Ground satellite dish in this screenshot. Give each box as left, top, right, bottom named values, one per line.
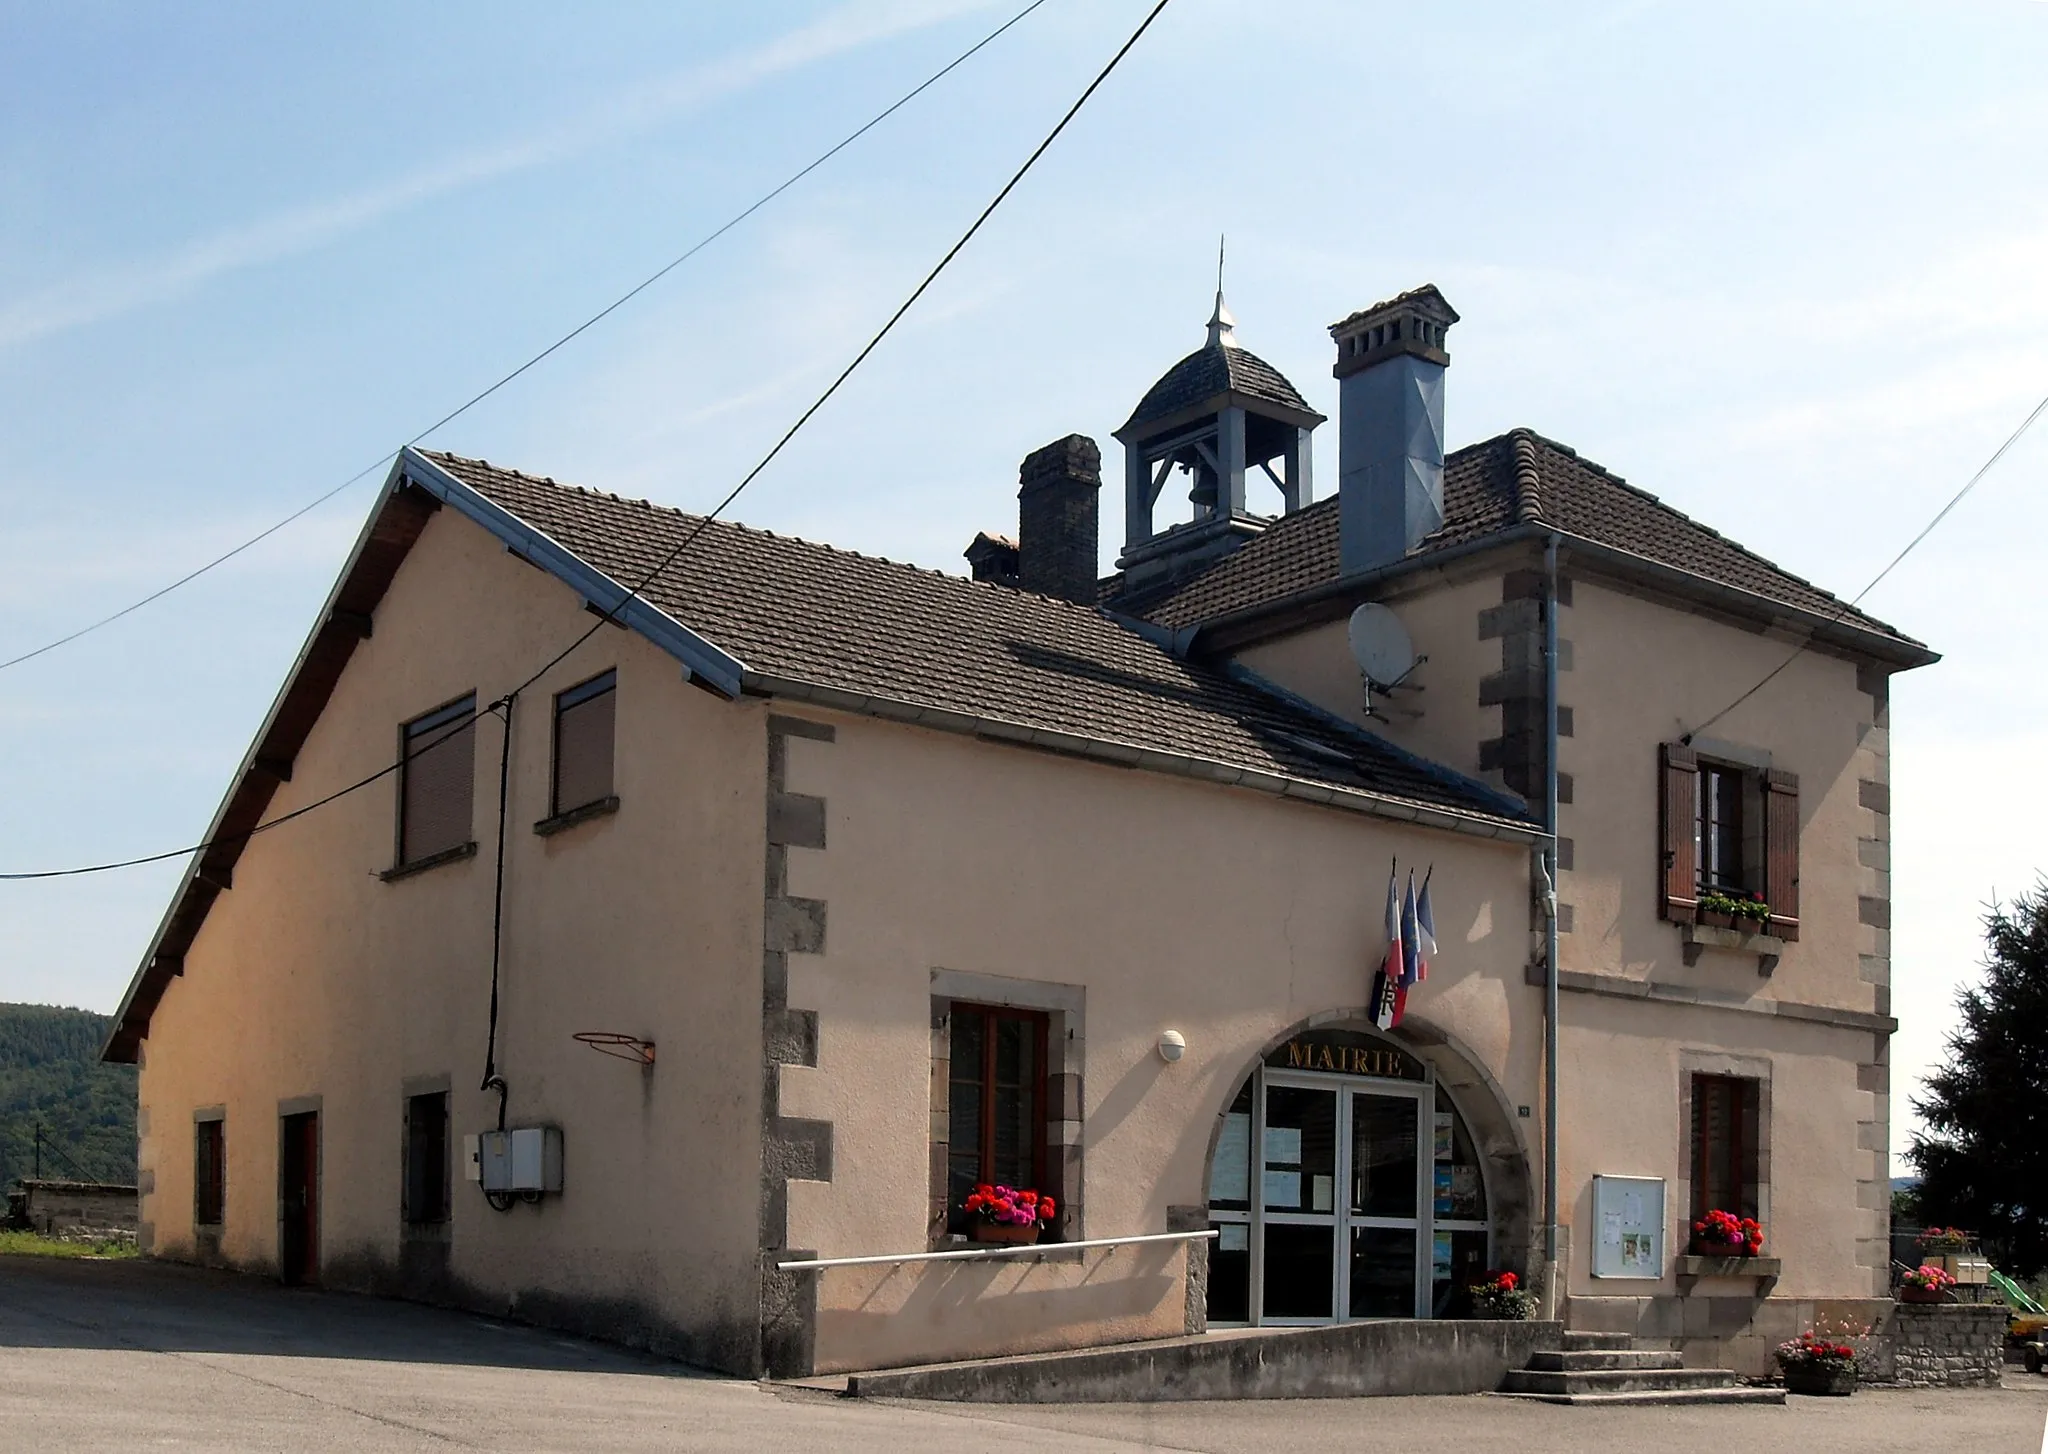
left=1347, top=604, right=1416, bottom=688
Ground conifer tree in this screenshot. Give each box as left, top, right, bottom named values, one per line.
left=1908, top=882, right=2048, bottom=1276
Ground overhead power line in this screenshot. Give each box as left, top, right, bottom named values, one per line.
left=0, top=0, right=1176, bottom=884
left=0, top=0, right=1052, bottom=676
left=1686, top=386, right=2048, bottom=742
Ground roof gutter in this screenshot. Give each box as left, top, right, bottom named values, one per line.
left=742, top=671, right=1543, bottom=846
left=1191, top=522, right=1939, bottom=670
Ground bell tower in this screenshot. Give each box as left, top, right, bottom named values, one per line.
left=1113, top=278, right=1324, bottom=592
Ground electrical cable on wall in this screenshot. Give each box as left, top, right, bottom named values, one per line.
left=0, top=0, right=1174, bottom=885
left=0, top=0, right=1053, bottom=676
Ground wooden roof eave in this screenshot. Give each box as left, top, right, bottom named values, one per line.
left=102, top=463, right=441, bottom=1063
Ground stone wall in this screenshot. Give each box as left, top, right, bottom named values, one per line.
left=14, top=1180, right=140, bottom=1239
left=1890, top=1304, right=2005, bottom=1388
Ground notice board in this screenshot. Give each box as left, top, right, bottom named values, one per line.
left=1590, top=1175, right=1664, bottom=1279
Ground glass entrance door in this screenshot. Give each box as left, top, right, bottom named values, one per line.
left=1255, top=1076, right=1428, bottom=1321
left=1348, top=1090, right=1421, bottom=1317
left=1259, top=1083, right=1339, bottom=1321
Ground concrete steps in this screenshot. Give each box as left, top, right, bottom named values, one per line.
left=1499, top=1329, right=1785, bottom=1407
left=1524, top=1348, right=1685, bottom=1372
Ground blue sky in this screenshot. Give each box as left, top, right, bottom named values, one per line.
left=3, top=0, right=2045, bottom=1159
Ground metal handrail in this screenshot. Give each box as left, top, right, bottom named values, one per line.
left=777, top=1227, right=1218, bottom=1272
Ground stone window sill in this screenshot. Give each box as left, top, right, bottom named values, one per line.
left=1676, top=1253, right=1782, bottom=1296
left=1681, top=921, right=1787, bottom=976
left=533, top=795, right=620, bottom=837
left=380, top=841, right=478, bottom=882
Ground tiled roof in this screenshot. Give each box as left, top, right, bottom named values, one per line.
left=1121, top=342, right=1319, bottom=436
left=426, top=452, right=1530, bottom=829
left=1121, top=428, right=1922, bottom=645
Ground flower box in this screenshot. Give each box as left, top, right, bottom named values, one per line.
left=1784, top=1364, right=1857, bottom=1397
left=1899, top=1284, right=1947, bottom=1305
left=969, top=1221, right=1041, bottom=1246
left=1776, top=1324, right=1864, bottom=1396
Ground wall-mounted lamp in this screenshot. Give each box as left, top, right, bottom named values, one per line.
left=1157, top=1030, right=1186, bottom=1064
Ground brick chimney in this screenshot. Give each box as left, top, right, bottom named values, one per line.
left=1330, top=285, right=1459, bottom=576
left=1017, top=435, right=1101, bottom=604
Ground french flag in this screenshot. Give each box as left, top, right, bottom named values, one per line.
left=1372, top=865, right=1405, bottom=1030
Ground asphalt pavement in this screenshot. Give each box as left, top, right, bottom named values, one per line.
left=2, top=1254, right=2044, bottom=1452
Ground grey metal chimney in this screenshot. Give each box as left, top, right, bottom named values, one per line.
left=1330, top=285, right=1459, bottom=576
left=1017, top=434, right=1101, bottom=604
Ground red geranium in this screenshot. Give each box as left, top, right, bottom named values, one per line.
left=960, top=1184, right=1056, bottom=1227
left=1694, top=1209, right=1763, bottom=1255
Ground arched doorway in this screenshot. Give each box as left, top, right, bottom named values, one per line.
left=1201, top=1020, right=1527, bottom=1326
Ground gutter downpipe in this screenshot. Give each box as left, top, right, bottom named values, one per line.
left=1542, top=533, right=1563, bottom=1318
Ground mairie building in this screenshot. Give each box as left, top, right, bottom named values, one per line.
left=106, top=285, right=1934, bottom=1382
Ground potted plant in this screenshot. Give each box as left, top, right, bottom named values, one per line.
left=1899, top=1263, right=1957, bottom=1304
left=1775, top=1325, right=1862, bottom=1396
left=961, top=1184, right=1055, bottom=1245
left=1697, top=893, right=1772, bottom=932
left=1466, top=1269, right=1537, bottom=1320
left=1917, top=1226, right=1971, bottom=1252
left=1690, top=1208, right=1764, bottom=1257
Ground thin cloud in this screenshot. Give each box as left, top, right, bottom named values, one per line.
left=0, top=0, right=996, bottom=350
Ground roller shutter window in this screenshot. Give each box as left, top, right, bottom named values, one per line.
left=1763, top=768, right=1800, bottom=941
left=399, top=694, right=477, bottom=865
left=1658, top=742, right=1698, bottom=922
left=551, top=670, right=616, bottom=816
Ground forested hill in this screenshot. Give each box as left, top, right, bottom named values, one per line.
left=0, top=1003, right=137, bottom=1188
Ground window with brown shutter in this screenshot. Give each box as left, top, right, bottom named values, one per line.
left=195, top=1117, right=225, bottom=1227
left=1763, top=769, right=1800, bottom=941
left=551, top=670, right=616, bottom=817
left=1689, top=1074, right=1760, bottom=1219
left=1659, top=743, right=1699, bottom=921
left=946, top=1003, right=1049, bottom=1227
left=399, top=694, right=477, bottom=865
left=1661, top=743, right=1800, bottom=940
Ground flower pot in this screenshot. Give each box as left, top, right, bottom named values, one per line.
left=1698, top=910, right=1736, bottom=930
left=969, top=1221, right=1041, bottom=1246
left=1783, top=1364, right=1857, bottom=1397
left=1688, top=1240, right=1749, bottom=1259
left=1899, top=1284, right=1947, bottom=1304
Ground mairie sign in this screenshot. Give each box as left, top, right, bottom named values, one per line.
left=1264, top=1028, right=1424, bottom=1081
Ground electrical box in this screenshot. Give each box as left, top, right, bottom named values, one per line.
left=476, top=1127, right=562, bottom=1195
left=478, top=1131, right=513, bottom=1192
left=510, top=1126, right=563, bottom=1193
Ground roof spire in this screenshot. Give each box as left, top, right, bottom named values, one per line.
left=1206, top=234, right=1236, bottom=349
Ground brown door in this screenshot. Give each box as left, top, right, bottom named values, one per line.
left=279, top=1111, right=319, bottom=1285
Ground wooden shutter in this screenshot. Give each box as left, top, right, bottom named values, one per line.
left=1659, top=743, right=1698, bottom=922
left=552, top=672, right=616, bottom=815
left=401, top=697, right=477, bottom=864
left=1764, top=768, right=1800, bottom=941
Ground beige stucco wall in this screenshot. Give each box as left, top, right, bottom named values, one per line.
left=1232, top=566, right=1506, bottom=786
left=1558, top=578, right=1871, bottom=1005
left=1228, top=558, right=1894, bottom=1331
left=1551, top=578, right=1890, bottom=1304
left=772, top=711, right=1540, bottom=1373
left=135, top=508, right=768, bottom=1370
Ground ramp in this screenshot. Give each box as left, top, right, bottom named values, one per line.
left=811, top=1319, right=1563, bottom=1402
